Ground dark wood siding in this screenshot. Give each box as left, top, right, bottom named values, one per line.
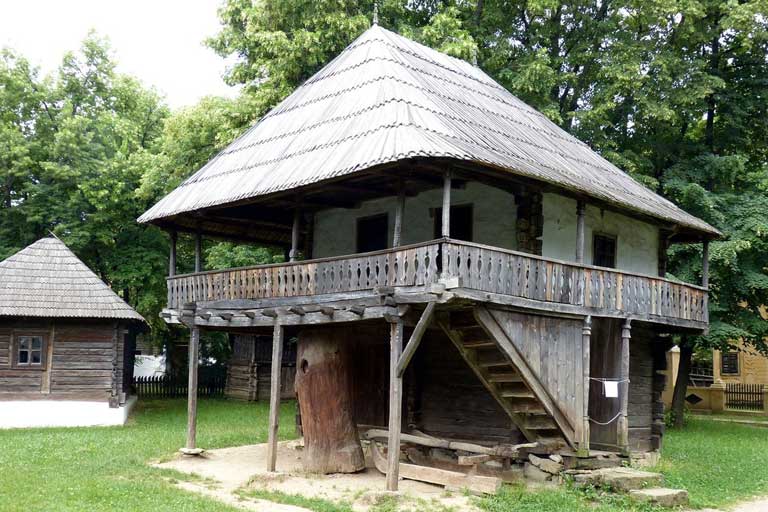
left=225, top=334, right=296, bottom=401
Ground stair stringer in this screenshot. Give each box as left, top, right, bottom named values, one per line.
left=435, top=319, right=537, bottom=442
left=474, top=307, right=578, bottom=448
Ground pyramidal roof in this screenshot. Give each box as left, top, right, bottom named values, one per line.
left=0, top=237, right=145, bottom=322
left=139, top=25, right=718, bottom=237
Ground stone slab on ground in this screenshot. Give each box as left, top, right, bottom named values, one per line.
left=590, top=467, right=664, bottom=492
left=630, top=488, right=689, bottom=507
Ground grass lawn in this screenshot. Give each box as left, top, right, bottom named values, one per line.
left=0, top=399, right=296, bottom=512
left=1, top=400, right=767, bottom=511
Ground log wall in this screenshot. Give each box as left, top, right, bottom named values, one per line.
left=0, top=318, right=132, bottom=403
left=225, top=334, right=297, bottom=401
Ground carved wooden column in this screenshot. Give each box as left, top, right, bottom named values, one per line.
left=579, top=315, right=592, bottom=456
left=194, top=231, right=203, bottom=273
left=576, top=200, right=586, bottom=264
left=387, top=319, right=404, bottom=491
left=290, top=207, right=301, bottom=262
left=702, top=240, right=710, bottom=288
left=169, top=231, right=177, bottom=277
left=393, top=179, right=406, bottom=247
left=441, top=171, right=452, bottom=238
left=618, top=319, right=631, bottom=455
left=267, top=321, right=284, bottom=471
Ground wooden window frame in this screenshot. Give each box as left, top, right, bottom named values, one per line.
left=721, top=351, right=740, bottom=376
left=11, top=331, right=48, bottom=371
left=592, top=232, right=618, bottom=269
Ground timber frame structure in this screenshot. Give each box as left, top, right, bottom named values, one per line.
left=141, top=25, right=717, bottom=489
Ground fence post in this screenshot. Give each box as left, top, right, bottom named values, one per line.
left=710, top=380, right=726, bottom=412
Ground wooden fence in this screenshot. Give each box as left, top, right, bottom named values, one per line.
left=725, top=383, right=765, bottom=411
left=134, top=368, right=227, bottom=398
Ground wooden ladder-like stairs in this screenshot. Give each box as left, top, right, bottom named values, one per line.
left=438, top=312, right=571, bottom=449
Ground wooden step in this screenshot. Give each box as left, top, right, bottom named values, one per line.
left=501, top=390, right=535, bottom=399
left=487, top=372, right=522, bottom=383
left=508, top=401, right=546, bottom=414
left=478, top=358, right=511, bottom=368
left=462, top=339, right=495, bottom=349
left=523, top=415, right=557, bottom=430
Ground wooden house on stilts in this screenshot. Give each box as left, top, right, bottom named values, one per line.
left=140, top=25, right=718, bottom=488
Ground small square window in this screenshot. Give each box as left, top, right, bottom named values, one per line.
left=16, top=335, right=44, bottom=367
left=721, top=351, right=739, bottom=375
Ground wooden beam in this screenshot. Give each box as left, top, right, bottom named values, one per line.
left=186, top=327, right=200, bottom=449
left=386, top=320, right=404, bottom=491
left=396, top=302, right=435, bottom=377
left=194, top=230, right=203, bottom=273
left=618, top=319, right=631, bottom=455
left=267, top=321, right=284, bottom=472
left=290, top=206, right=301, bottom=262
left=393, top=179, right=406, bottom=247
left=702, top=240, right=710, bottom=288
left=169, top=231, right=177, bottom=277
left=579, top=316, right=591, bottom=457
left=576, top=201, right=586, bottom=264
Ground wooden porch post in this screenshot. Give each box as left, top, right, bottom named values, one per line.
left=618, top=319, right=631, bottom=455
left=169, top=231, right=177, bottom=277
left=393, top=179, right=406, bottom=247
left=386, top=319, right=404, bottom=491
left=290, top=207, right=301, bottom=262
left=194, top=231, right=203, bottom=273
left=186, top=326, right=200, bottom=450
left=579, top=315, right=591, bottom=457
left=441, top=171, right=451, bottom=238
left=575, top=200, right=586, bottom=264
left=267, top=321, right=284, bottom=472
left=702, top=240, right=710, bottom=288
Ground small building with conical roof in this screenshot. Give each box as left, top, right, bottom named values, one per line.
left=0, top=237, right=145, bottom=427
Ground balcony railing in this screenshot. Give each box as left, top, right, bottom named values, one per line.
left=166, top=239, right=708, bottom=327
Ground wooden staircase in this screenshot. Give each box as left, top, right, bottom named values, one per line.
left=437, top=308, right=576, bottom=449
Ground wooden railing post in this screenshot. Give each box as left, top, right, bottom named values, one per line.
left=579, top=315, right=591, bottom=457
left=618, top=318, right=631, bottom=455
left=386, top=319, right=404, bottom=491
left=267, top=321, right=284, bottom=472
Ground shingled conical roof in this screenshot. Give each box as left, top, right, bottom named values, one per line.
left=139, top=25, right=718, bottom=237
left=0, top=237, right=145, bottom=321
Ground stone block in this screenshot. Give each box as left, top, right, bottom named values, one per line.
left=630, top=488, right=689, bottom=507
left=523, top=462, right=551, bottom=482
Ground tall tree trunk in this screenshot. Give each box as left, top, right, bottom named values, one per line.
left=671, top=339, right=693, bottom=428
left=295, top=327, right=365, bottom=474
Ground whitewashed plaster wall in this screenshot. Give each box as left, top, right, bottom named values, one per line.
left=313, top=182, right=518, bottom=257
left=541, top=193, right=659, bottom=275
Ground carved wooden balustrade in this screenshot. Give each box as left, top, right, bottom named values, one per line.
left=167, top=238, right=708, bottom=327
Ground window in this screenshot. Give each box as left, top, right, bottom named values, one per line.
left=17, top=336, right=43, bottom=367
left=433, top=204, right=473, bottom=242
left=356, top=214, right=389, bottom=253
left=593, top=234, right=617, bottom=268
left=721, top=351, right=740, bottom=375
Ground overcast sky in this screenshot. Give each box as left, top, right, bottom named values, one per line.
left=0, top=0, right=237, bottom=108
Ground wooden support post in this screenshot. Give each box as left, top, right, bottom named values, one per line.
left=267, top=321, right=284, bottom=472
left=441, top=171, right=452, bottom=238
left=387, top=319, right=404, bottom=491
left=702, top=239, right=710, bottom=288
left=396, top=302, right=435, bottom=377
left=575, top=200, right=586, bottom=264
left=186, top=326, right=200, bottom=450
left=579, top=316, right=591, bottom=457
left=618, top=319, right=631, bottom=455
left=194, top=231, right=203, bottom=273
left=169, top=231, right=177, bottom=277
left=393, top=179, right=405, bottom=247
left=290, top=207, right=301, bottom=262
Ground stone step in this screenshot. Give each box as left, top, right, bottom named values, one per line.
left=629, top=488, right=689, bottom=508
left=581, top=467, right=664, bottom=491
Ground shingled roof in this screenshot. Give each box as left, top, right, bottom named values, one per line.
left=0, top=237, right=145, bottom=322
left=139, top=25, right=719, bottom=238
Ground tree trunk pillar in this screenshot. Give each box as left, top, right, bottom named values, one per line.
left=295, top=327, right=364, bottom=474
